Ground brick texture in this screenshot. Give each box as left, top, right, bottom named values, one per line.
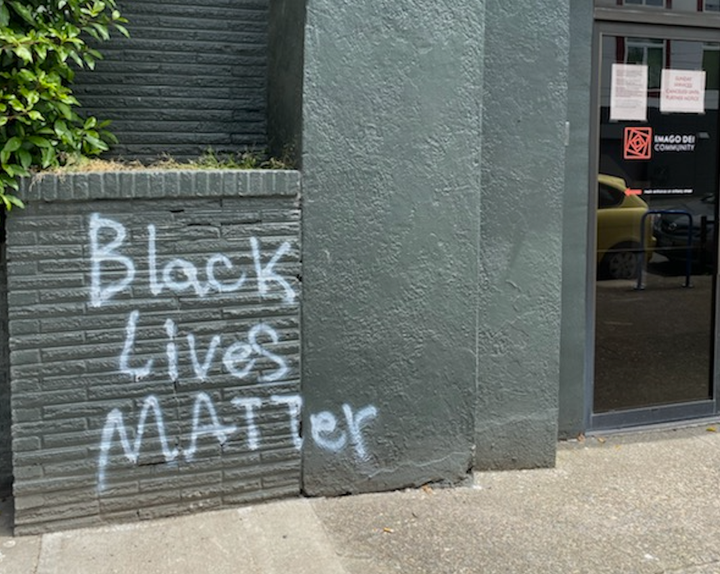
left=72, top=0, right=269, bottom=161
left=8, top=170, right=301, bottom=534
left=0, top=221, right=11, bottom=494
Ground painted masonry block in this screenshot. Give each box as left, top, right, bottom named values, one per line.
left=7, top=171, right=318, bottom=533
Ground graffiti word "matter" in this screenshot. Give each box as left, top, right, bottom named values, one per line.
left=89, top=214, right=296, bottom=307
left=97, top=393, right=378, bottom=491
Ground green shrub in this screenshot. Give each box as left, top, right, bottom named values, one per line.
left=0, top=0, right=127, bottom=209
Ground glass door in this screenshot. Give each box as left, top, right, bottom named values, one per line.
left=592, top=26, right=720, bottom=427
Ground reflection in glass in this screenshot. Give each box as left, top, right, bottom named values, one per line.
left=594, top=35, right=718, bottom=414
left=626, top=38, right=664, bottom=89
left=704, top=44, right=720, bottom=90
left=625, top=0, right=665, bottom=6
left=595, top=0, right=720, bottom=13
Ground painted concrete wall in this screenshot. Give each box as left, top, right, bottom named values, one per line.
left=474, top=2, right=570, bottom=468
left=73, top=0, right=270, bottom=161
left=301, top=0, right=484, bottom=494
left=268, top=0, right=306, bottom=165
left=8, top=171, right=302, bottom=533
left=559, top=2, right=594, bottom=439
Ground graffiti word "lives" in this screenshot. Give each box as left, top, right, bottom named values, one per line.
left=120, top=311, right=287, bottom=382
left=97, top=393, right=378, bottom=491
left=89, top=214, right=296, bottom=307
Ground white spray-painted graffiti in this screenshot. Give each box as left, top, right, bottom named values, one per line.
left=119, top=310, right=288, bottom=383
left=91, top=214, right=378, bottom=491
left=97, top=394, right=376, bottom=491
left=89, top=214, right=296, bottom=307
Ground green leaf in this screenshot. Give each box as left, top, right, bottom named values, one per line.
left=100, top=130, right=117, bottom=144
left=28, top=136, right=51, bottom=148
left=33, top=43, right=47, bottom=61
left=114, top=23, right=129, bottom=37
left=54, top=119, right=70, bottom=139
left=56, top=101, right=73, bottom=120
left=0, top=173, right=19, bottom=191
left=84, top=134, right=108, bottom=152
left=0, top=3, right=10, bottom=27
left=83, top=26, right=100, bottom=41
left=2, top=136, right=22, bottom=154
left=9, top=1, right=35, bottom=25
left=2, top=164, right=23, bottom=177
left=8, top=97, right=24, bottom=112
left=14, top=45, right=33, bottom=63
left=69, top=50, right=83, bottom=68
left=91, top=22, right=110, bottom=41
left=17, top=69, right=36, bottom=83
left=4, top=194, right=25, bottom=209
left=41, top=146, right=56, bottom=168
left=17, top=148, right=31, bottom=169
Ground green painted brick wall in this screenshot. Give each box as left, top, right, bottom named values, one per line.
left=72, top=0, right=270, bottom=161
left=0, top=230, right=10, bottom=494
left=7, top=170, right=302, bottom=534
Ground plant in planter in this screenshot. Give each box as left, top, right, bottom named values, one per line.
left=0, top=0, right=127, bottom=209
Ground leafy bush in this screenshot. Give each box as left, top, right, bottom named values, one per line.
left=0, top=0, right=127, bottom=209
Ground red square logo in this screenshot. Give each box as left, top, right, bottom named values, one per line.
left=624, top=127, right=652, bottom=160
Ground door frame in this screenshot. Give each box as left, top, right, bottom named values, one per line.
left=588, top=19, right=720, bottom=431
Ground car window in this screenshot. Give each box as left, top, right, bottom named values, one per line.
left=598, top=183, right=624, bottom=209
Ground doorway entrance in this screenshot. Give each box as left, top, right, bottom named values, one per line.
left=591, top=22, right=720, bottom=428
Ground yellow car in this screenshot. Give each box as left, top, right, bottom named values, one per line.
left=597, top=174, right=655, bottom=280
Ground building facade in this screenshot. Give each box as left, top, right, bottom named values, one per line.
left=2, top=0, right=719, bottom=533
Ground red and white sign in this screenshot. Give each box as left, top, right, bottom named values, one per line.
left=660, top=69, right=706, bottom=114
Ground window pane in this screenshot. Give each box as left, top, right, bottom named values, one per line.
left=646, top=46, right=663, bottom=88
left=594, top=0, right=720, bottom=11
left=624, top=0, right=665, bottom=5
left=626, top=38, right=665, bottom=89
left=627, top=47, right=644, bottom=65
left=704, top=45, right=720, bottom=89
left=595, top=34, right=720, bottom=414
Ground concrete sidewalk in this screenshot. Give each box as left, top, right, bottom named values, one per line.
left=2, top=424, right=720, bottom=574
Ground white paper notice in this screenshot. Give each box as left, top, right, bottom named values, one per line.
left=610, top=64, right=648, bottom=122
left=660, top=69, right=706, bottom=114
